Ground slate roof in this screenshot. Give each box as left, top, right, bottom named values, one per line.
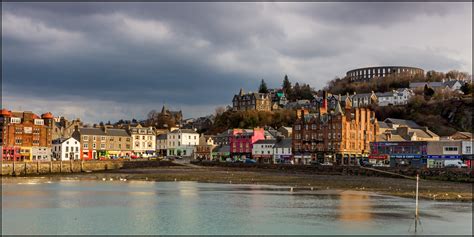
left=384, top=118, right=422, bottom=129
left=274, top=138, right=292, bottom=148
left=254, top=139, right=277, bottom=145
left=169, top=129, right=198, bottom=134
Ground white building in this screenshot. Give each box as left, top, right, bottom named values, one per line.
left=252, top=139, right=275, bottom=163
left=167, top=129, right=199, bottom=157
left=273, top=138, right=292, bottom=164
left=376, top=88, right=414, bottom=106
left=128, top=125, right=156, bottom=157
left=52, top=137, right=81, bottom=161
left=31, top=147, right=52, bottom=161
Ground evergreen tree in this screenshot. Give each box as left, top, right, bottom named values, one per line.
left=460, top=83, right=472, bottom=95
left=282, top=75, right=292, bottom=94
left=258, top=79, right=269, bottom=93
left=423, top=84, right=435, bottom=98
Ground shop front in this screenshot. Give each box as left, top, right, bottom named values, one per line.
left=253, top=154, right=273, bottom=164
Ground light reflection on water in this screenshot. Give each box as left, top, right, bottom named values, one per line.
left=1, top=179, right=472, bottom=235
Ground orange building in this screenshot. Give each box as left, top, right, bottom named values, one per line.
left=292, top=92, right=378, bottom=165
left=0, top=109, right=53, bottom=161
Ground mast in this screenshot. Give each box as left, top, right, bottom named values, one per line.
left=415, top=173, right=419, bottom=233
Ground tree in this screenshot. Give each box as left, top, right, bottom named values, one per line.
left=258, top=79, right=269, bottom=93
left=460, top=83, right=473, bottom=95
left=423, top=84, right=435, bottom=99
left=215, top=106, right=226, bottom=116
left=282, top=75, right=292, bottom=94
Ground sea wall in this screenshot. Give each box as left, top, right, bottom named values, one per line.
left=1, top=160, right=176, bottom=176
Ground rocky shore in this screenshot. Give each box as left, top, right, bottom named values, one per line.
left=5, top=164, right=471, bottom=202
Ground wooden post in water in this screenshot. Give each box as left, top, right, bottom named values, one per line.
left=24, top=162, right=27, bottom=175
left=414, top=174, right=420, bottom=233
left=12, top=159, right=15, bottom=176
left=49, top=161, right=52, bottom=173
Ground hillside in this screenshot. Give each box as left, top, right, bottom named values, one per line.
left=374, top=97, right=473, bottom=136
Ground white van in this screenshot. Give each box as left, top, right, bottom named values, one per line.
left=444, top=159, right=468, bottom=168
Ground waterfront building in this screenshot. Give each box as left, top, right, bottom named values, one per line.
left=273, top=138, right=292, bottom=164
left=376, top=88, right=414, bottom=106
left=166, top=129, right=199, bottom=157
left=156, top=134, right=168, bottom=157
left=232, top=89, right=272, bottom=111
left=426, top=140, right=463, bottom=168
left=369, top=141, right=427, bottom=167
left=127, top=124, right=156, bottom=157
left=461, top=140, right=473, bottom=168
left=52, top=137, right=81, bottom=161
left=194, top=134, right=216, bottom=160
left=72, top=126, right=132, bottom=160
left=211, top=145, right=231, bottom=161
left=229, top=128, right=265, bottom=160
left=370, top=140, right=467, bottom=168
left=292, top=92, right=378, bottom=165
left=0, top=109, right=53, bottom=161
left=252, top=139, right=276, bottom=164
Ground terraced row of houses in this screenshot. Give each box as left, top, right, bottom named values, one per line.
left=1, top=101, right=472, bottom=168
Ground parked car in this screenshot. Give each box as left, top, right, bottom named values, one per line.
left=309, top=160, right=320, bottom=166
left=444, top=160, right=468, bottom=168
left=360, top=160, right=373, bottom=167
left=321, top=162, right=333, bottom=166
left=244, top=158, right=256, bottom=164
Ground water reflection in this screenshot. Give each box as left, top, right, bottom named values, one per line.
left=337, top=191, right=372, bottom=222
left=1, top=180, right=472, bottom=235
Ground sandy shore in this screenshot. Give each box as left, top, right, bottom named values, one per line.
left=6, top=165, right=471, bottom=202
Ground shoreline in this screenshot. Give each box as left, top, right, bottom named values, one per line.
left=2, top=165, right=472, bottom=202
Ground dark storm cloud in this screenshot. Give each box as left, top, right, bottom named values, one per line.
left=2, top=2, right=471, bottom=122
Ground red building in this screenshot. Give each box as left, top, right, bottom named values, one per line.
left=229, top=128, right=265, bottom=160
left=1, top=109, right=53, bottom=161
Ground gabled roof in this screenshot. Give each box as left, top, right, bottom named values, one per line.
left=274, top=138, right=292, bottom=148
left=169, top=129, right=198, bottom=134
left=157, top=134, right=167, bottom=139
left=384, top=118, right=421, bottom=128
left=212, top=145, right=230, bottom=153
left=254, top=139, right=276, bottom=145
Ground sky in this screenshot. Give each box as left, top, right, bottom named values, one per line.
left=1, top=2, right=472, bottom=123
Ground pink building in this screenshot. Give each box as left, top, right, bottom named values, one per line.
left=230, top=128, right=265, bottom=160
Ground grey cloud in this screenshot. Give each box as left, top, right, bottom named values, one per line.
left=2, top=2, right=471, bottom=122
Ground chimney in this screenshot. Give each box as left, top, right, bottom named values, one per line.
left=320, top=91, right=328, bottom=114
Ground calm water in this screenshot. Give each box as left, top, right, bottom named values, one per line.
left=1, top=179, right=472, bottom=235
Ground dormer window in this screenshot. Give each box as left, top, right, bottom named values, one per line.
left=10, top=117, right=21, bottom=124
left=34, top=119, right=44, bottom=125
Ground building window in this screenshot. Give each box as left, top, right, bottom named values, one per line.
left=101, top=136, right=106, bottom=141
left=83, top=136, right=89, bottom=141
left=444, top=146, right=458, bottom=152
left=93, top=143, right=96, bottom=149
left=100, top=144, right=106, bottom=149
left=466, top=146, right=471, bottom=153
left=84, top=143, right=88, bottom=148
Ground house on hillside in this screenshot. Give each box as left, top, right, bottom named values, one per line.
left=376, top=88, right=414, bottom=106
